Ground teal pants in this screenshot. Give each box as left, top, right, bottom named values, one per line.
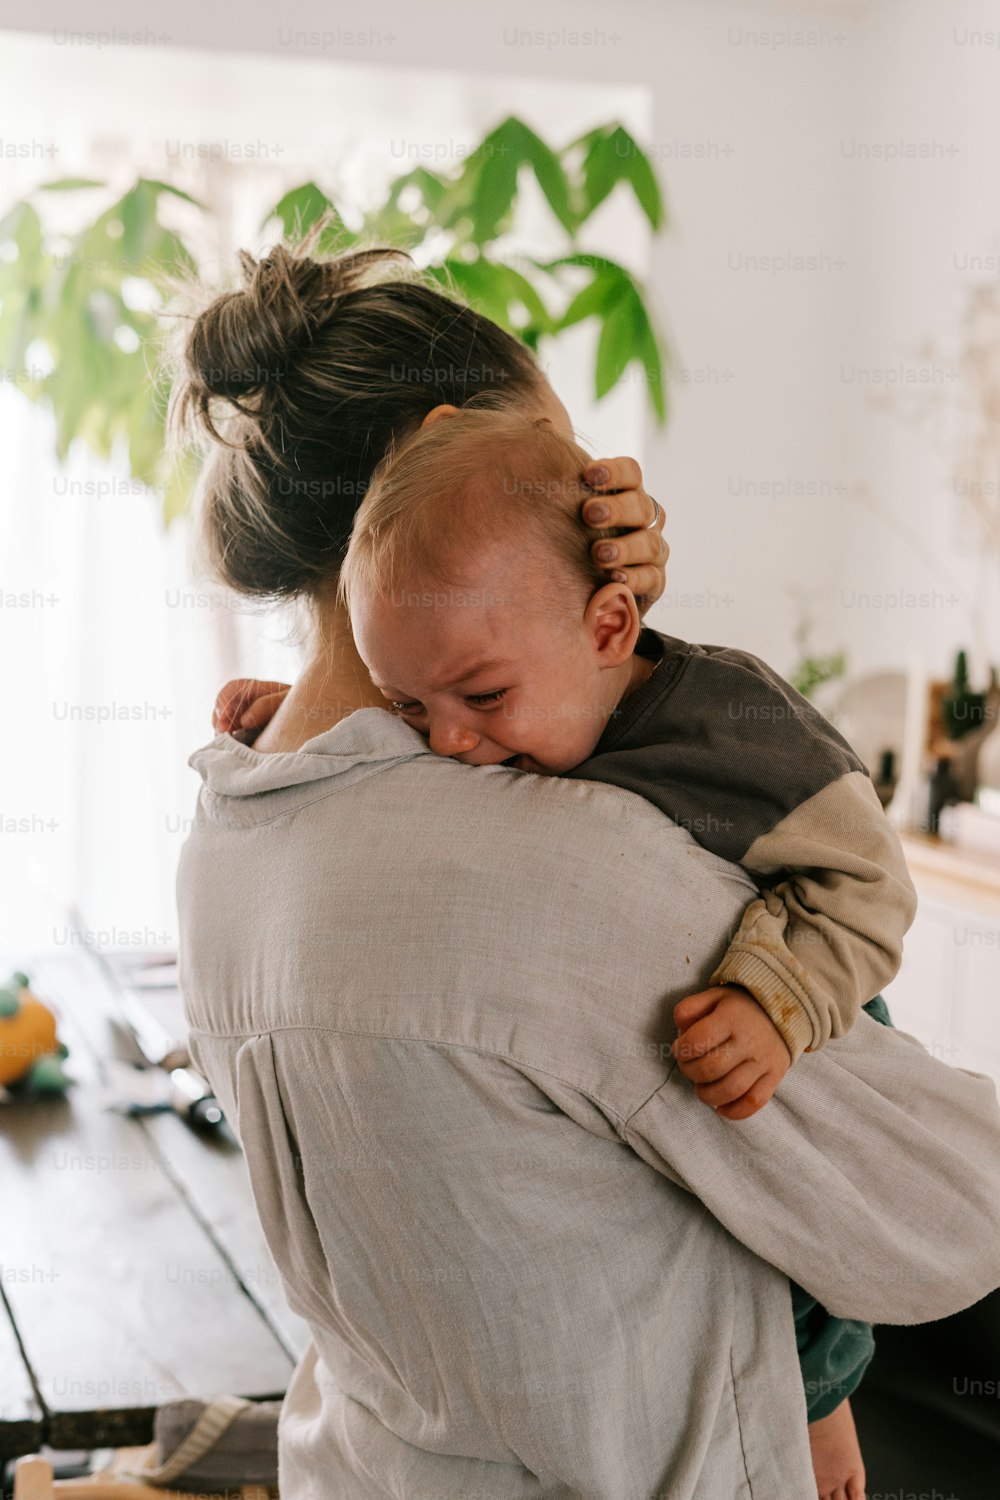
left=791, top=993, right=891, bottom=1421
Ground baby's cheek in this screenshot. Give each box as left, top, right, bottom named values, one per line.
left=552, top=713, right=606, bottom=772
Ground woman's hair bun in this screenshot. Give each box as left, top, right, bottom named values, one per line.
left=166, top=233, right=542, bottom=603
left=176, top=239, right=410, bottom=424
left=188, top=246, right=329, bottom=405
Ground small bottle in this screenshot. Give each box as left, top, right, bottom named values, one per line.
left=928, top=756, right=956, bottom=837
left=873, top=748, right=897, bottom=808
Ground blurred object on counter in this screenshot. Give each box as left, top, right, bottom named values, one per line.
left=829, top=669, right=906, bottom=796
left=927, top=653, right=1000, bottom=818
left=928, top=757, right=958, bottom=838
left=872, top=749, right=898, bottom=810
left=0, top=970, right=70, bottom=1102
left=940, top=650, right=988, bottom=742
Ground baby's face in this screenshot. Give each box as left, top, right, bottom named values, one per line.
left=352, top=546, right=620, bottom=775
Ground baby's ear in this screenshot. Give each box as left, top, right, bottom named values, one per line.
left=419, top=404, right=461, bottom=429
left=585, top=580, right=642, bottom=664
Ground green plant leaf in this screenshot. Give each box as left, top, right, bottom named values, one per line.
left=544, top=254, right=667, bottom=422
left=137, top=179, right=206, bottom=208
left=0, top=114, right=670, bottom=525
left=0, top=294, right=44, bottom=382
left=595, top=292, right=638, bottom=398
left=118, top=181, right=163, bottom=265
left=383, top=166, right=449, bottom=217
left=441, top=116, right=574, bottom=244
left=549, top=269, right=616, bottom=330
left=47, top=346, right=100, bottom=461
left=160, top=448, right=201, bottom=526
left=571, top=125, right=664, bottom=230
left=364, top=166, right=450, bottom=250
left=427, top=255, right=553, bottom=345
left=634, top=306, right=667, bottom=424
left=267, top=181, right=332, bottom=234
left=37, top=178, right=106, bottom=192
left=425, top=258, right=510, bottom=329
left=125, top=373, right=167, bottom=485
left=0, top=201, right=44, bottom=264
left=264, top=182, right=352, bottom=252
left=502, top=118, right=574, bottom=234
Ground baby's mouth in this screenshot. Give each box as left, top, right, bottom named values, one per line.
left=499, top=753, right=544, bottom=773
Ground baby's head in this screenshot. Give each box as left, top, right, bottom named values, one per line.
left=339, top=409, right=644, bottom=773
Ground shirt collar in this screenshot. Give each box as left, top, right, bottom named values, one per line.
left=188, top=708, right=432, bottom=797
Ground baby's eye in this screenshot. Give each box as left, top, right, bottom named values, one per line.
left=466, top=690, right=506, bottom=707
left=390, top=700, right=422, bottom=714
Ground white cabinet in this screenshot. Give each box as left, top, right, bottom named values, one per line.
left=884, top=838, right=1000, bottom=1090
left=952, top=919, right=1000, bottom=1080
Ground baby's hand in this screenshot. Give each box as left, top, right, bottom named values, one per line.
left=213, top=678, right=291, bottom=735
left=671, top=985, right=791, bottom=1121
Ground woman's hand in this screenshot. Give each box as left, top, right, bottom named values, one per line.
left=213, top=679, right=291, bottom=735
left=581, top=457, right=668, bottom=615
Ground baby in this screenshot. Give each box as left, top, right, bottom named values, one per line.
left=337, top=409, right=917, bottom=1125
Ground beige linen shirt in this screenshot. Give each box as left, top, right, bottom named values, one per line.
left=178, top=710, right=1000, bottom=1500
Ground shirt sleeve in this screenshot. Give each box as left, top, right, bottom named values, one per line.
left=620, top=1011, right=1000, bottom=1326
left=709, top=771, right=918, bottom=1060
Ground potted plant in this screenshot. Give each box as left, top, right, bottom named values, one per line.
left=0, top=117, right=668, bottom=523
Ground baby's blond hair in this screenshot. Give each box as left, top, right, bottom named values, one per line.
left=338, top=409, right=614, bottom=618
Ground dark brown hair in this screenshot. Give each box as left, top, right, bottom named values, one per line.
left=169, top=238, right=545, bottom=601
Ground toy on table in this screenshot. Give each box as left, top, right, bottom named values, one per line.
left=0, top=970, right=71, bottom=1100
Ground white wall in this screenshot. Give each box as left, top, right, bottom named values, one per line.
left=835, top=0, right=1000, bottom=687
left=1, top=0, right=871, bottom=680
left=2, top=0, right=994, bottom=683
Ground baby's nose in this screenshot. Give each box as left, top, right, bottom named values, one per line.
left=428, top=721, right=480, bottom=758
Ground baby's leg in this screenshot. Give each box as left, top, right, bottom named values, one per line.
left=807, top=1398, right=866, bottom=1500
left=803, top=995, right=888, bottom=1495
left=862, top=992, right=893, bottom=1027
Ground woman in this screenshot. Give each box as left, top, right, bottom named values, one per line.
left=174, top=242, right=1000, bottom=1498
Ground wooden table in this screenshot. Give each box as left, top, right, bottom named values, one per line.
left=0, top=949, right=309, bottom=1470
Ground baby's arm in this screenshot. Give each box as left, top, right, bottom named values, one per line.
left=679, top=715, right=915, bottom=1106
left=673, top=769, right=916, bottom=1119
left=709, top=765, right=916, bottom=1064
left=579, top=637, right=917, bottom=1114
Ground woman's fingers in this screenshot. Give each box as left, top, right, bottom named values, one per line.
left=622, top=568, right=668, bottom=614
left=581, top=456, right=669, bottom=613
left=583, top=456, right=645, bottom=503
